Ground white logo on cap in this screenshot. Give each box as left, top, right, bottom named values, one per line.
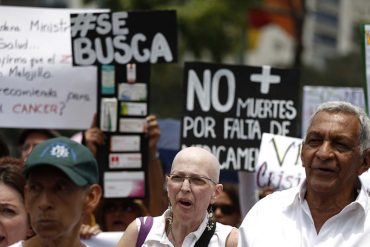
left=50, top=145, right=69, bottom=158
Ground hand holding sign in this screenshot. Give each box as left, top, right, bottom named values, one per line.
left=84, top=113, right=105, bottom=156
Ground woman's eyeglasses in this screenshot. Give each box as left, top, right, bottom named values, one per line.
left=212, top=203, right=235, bottom=215
left=168, top=174, right=216, bottom=186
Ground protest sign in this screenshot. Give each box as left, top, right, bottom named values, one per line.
left=69, top=10, right=177, bottom=198
left=0, top=6, right=100, bottom=129
left=362, top=24, right=370, bottom=113
left=302, top=85, right=365, bottom=137
left=256, top=133, right=370, bottom=193
left=181, top=62, right=300, bottom=171
left=96, top=61, right=151, bottom=199
left=256, top=133, right=304, bottom=190
left=70, top=10, right=177, bottom=65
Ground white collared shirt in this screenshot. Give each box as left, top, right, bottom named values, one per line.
left=238, top=181, right=370, bottom=247
left=137, top=209, right=233, bottom=247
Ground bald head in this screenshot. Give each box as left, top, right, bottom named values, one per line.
left=171, top=147, right=220, bottom=183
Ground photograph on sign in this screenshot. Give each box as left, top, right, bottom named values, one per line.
left=101, top=64, right=116, bottom=95
left=120, top=102, right=147, bottom=116
left=118, top=83, right=147, bottom=101
left=110, top=135, right=141, bottom=152
left=100, top=98, right=118, bottom=132
left=109, top=153, right=142, bottom=169
left=119, top=118, right=146, bottom=133
left=104, top=171, right=145, bottom=198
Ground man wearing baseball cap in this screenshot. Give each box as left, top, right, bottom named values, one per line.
left=10, top=137, right=102, bottom=247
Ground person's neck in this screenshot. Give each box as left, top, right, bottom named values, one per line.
left=24, top=235, right=85, bottom=247
left=305, top=187, right=358, bottom=233
left=167, top=218, right=203, bottom=247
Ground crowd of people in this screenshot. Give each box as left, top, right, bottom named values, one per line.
left=1, top=100, right=370, bottom=246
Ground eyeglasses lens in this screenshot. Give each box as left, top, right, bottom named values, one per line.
left=169, top=175, right=209, bottom=186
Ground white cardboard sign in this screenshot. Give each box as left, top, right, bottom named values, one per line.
left=302, top=86, right=365, bottom=137
left=0, top=6, right=100, bottom=129
left=256, top=133, right=370, bottom=194
left=256, top=133, right=304, bottom=191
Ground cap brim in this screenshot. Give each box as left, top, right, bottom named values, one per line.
left=24, top=163, right=88, bottom=186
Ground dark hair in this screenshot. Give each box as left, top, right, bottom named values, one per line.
left=95, top=198, right=148, bottom=231
left=222, top=183, right=240, bottom=213
left=0, top=135, right=9, bottom=158
left=0, top=164, right=26, bottom=200
left=305, top=101, right=370, bottom=152
left=18, top=129, right=61, bottom=146
left=0, top=156, right=24, bottom=167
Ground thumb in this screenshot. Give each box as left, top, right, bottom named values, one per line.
left=90, top=113, right=98, bottom=128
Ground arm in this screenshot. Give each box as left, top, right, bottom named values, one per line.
left=117, top=220, right=139, bottom=247
left=145, top=115, right=168, bottom=216
left=83, top=113, right=105, bottom=157
left=79, top=224, right=101, bottom=239
left=226, top=228, right=239, bottom=247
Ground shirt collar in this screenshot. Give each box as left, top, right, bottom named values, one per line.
left=153, top=209, right=209, bottom=244
left=191, top=212, right=209, bottom=240
left=353, top=180, right=369, bottom=212
left=291, top=179, right=369, bottom=213
left=297, top=181, right=307, bottom=203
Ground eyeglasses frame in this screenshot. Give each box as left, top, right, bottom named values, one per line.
left=167, top=173, right=217, bottom=185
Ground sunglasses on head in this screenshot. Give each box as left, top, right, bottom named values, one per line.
left=212, top=203, right=235, bottom=215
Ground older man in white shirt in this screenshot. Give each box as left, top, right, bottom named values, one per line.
left=239, top=101, right=370, bottom=246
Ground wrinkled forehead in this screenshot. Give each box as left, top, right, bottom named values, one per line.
left=308, top=111, right=361, bottom=133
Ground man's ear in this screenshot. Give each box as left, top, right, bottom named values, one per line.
left=26, top=223, right=35, bottom=239
left=300, top=141, right=305, bottom=168
left=358, top=149, right=370, bottom=175
left=85, top=184, right=102, bottom=214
